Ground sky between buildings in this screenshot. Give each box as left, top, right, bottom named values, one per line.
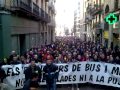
left=55, top=0, right=83, bottom=36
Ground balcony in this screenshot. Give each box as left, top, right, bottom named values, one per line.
left=40, top=8, right=51, bottom=23
left=40, top=8, right=45, bottom=20
left=44, top=12, right=51, bottom=23
left=11, top=0, right=32, bottom=13
left=48, top=1, right=55, bottom=13
left=33, top=2, right=39, bottom=16
left=48, top=17, right=56, bottom=27
left=86, top=4, right=92, bottom=14
left=1, top=0, right=51, bottom=22
left=85, top=14, right=93, bottom=21
left=94, top=22, right=104, bottom=30
left=91, top=4, right=103, bottom=16
left=20, top=1, right=32, bottom=12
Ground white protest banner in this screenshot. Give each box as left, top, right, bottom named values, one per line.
left=2, top=61, right=120, bottom=89
left=40, top=62, right=88, bottom=85
left=2, top=64, right=25, bottom=89
left=86, top=62, right=120, bottom=88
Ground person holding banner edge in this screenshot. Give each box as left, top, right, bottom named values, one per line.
left=43, top=55, right=59, bottom=90
left=0, top=61, right=10, bottom=90
left=24, top=59, right=42, bottom=83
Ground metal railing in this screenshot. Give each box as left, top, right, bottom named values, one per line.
left=1, top=0, right=51, bottom=22
left=48, top=1, right=55, bottom=13
left=90, top=4, right=103, bottom=15
left=40, top=10, right=51, bottom=23
left=45, top=13, right=51, bottom=23
left=44, top=12, right=48, bottom=22
left=40, top=8, right=45, bottom=18
left=33, top=2, right=39, bottom=16
left=20, top=0, right=32, bottom=12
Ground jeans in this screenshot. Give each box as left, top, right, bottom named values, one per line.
left=46, top=79, right=56, bottom=90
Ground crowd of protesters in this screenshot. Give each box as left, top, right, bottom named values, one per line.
left=0, top=37, right=120, bottom=65
left=0, top=37, right=120, bottom=90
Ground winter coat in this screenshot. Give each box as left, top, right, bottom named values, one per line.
left=43, top=64, right=59, bottom=84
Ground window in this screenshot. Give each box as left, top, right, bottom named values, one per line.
left=114, top=0, right=119, bottom=10
left=105, top=5, right=109, bottom=14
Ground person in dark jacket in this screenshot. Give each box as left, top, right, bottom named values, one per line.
left=0, top=61, right=6, bottom=83
left=10, top=56, right=21, bottom=65
left=24, top=59, right=42, bottom=82
left=0, top=61, right=10, bottom=90
left=43, top=55, right=59, bottom=90
left=8, top=51, right=17, bottom=64
left=22, top=73, right=40, bottom=90
left=113, top=56, right=120, bottom=64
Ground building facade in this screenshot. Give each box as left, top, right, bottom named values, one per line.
left=0, top=0, right=56, bottom=59
left=73, top=1, right=86, bottom=40
left=73, top=2, right=81, bottom=37
left=85, top=0, right=120, bottom=48
left=85, top=0, right=104, bottom=42
left=104, top=0, right=120, bottom=48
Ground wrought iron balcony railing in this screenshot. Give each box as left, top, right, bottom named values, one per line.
left=33, top=2, right=39, bottom=16
left=86, top=4, right=92, bottom=14
left=10, top=0, right=32, bottom=12
left=44, top=12, right=51, bottom=23
left=1, top=0, right=51, bottom=22
left=93, top=22, right=104, bottom=29
left=40, top=8, right=51, bottom=23
left=40, top=8, right=45, bottom=19
left=19, top=1, right=32, bottom=12
left=48, top=18, right=56, bottom=27
left=91, top=4, right=104, bottom=15
left=48, top=1, right=55, bottom=13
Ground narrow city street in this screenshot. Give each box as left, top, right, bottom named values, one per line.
left=0, top=0, right=120, bottom=90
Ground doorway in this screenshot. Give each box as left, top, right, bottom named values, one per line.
left=19, top=34, right=26, bottom=55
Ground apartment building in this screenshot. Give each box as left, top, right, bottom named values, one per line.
left=0, top=0, right=56, bottom=59
left=85, top=0, right=104, bottom=42
left=73, top=2, right=81, bottom=37
left=104, top=0, right=120, bottom=48
left=85, top=0, right=120, bottom=48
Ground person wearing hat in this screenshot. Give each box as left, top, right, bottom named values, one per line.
left=24, top=59, right=42, bottom=82
left=43, top=55, right=59, bottom=90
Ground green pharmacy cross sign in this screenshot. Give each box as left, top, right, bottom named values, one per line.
left=105, top=13, right=119, bottom=25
